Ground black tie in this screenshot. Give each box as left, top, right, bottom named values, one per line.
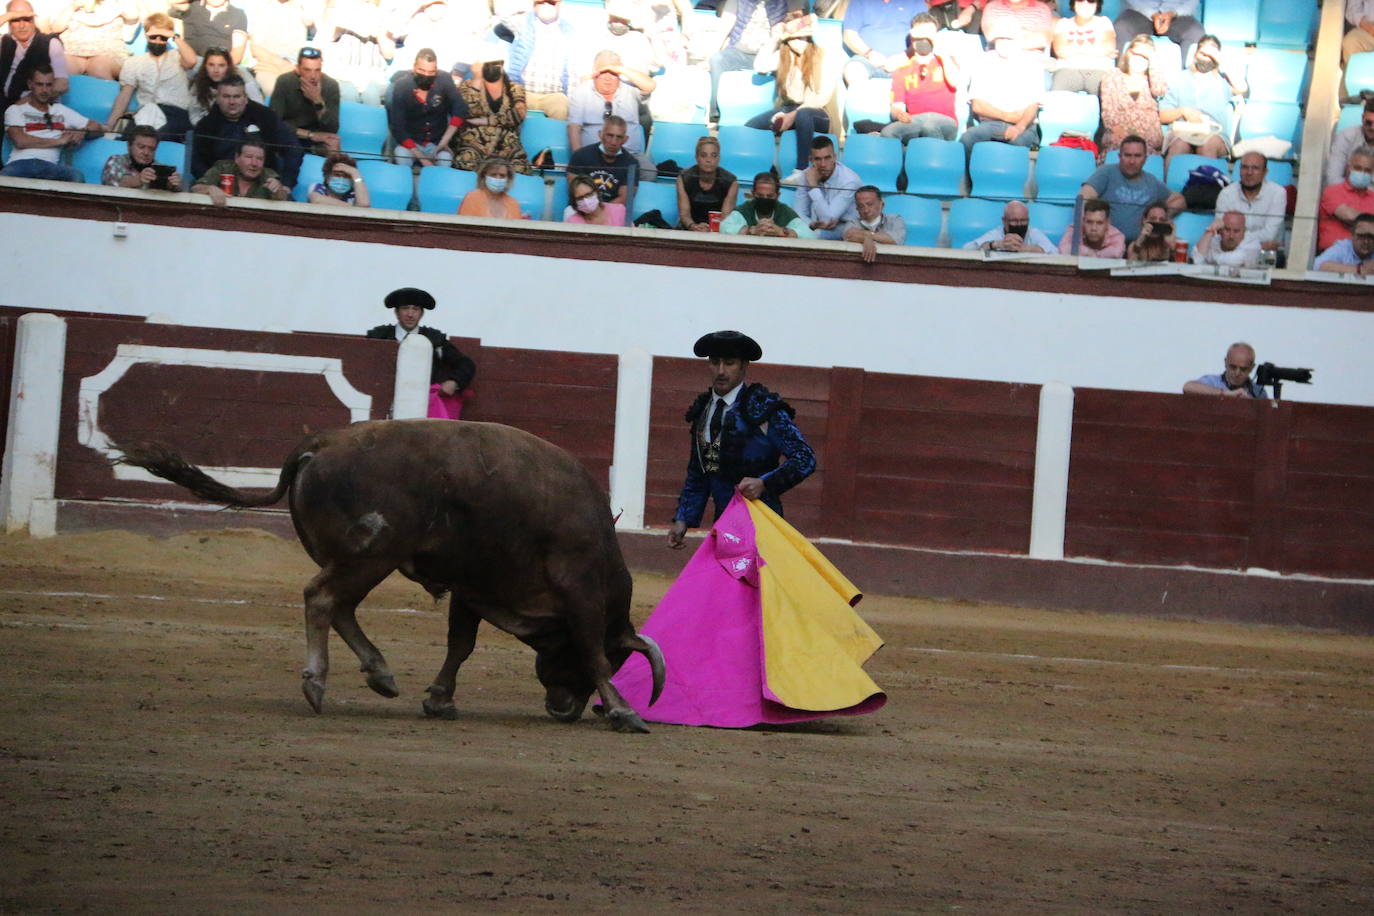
left=709, top=398, right=724, bottom=442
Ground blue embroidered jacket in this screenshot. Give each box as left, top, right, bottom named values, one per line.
left=673, top=382, right=817, bottom=527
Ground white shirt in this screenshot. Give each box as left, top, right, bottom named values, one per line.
left=968, top=50, right=1045, bottom=116
left=1347, top=0, right=1374, bottom=27
left=794, top=161, right=862, bottom=227
left=1327, top=123, right=1374, bottom=187
left=1213, top=180, right=1286, bottom=246
left=3, top=100, right=87, bottom=164
left=699, top=381, right=743, bottom=445
left=119, top=52, right=194, bottom=111
left=1196, top=235, right=1261, bottom=267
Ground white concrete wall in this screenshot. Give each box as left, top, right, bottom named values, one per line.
left=3, top=210, right=1370, bottom=406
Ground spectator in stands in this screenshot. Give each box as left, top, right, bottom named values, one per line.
left=1059, top=198, right=1125, bottom=257
left=306, top=150, right=369, bottom=207
left=177, top=0, right=250, bottom=65
left=841, top=0, right=923, bottom=89
left=677, top=135, right=738, bottom=231
left=1315, top=212, right=1374, bottom=276
left=1, top=64, right=100, bottom=181
left=1318, top=147, right=1374, bottom=254
left=365, top=287, right=477, bottom=421
left=101, top=124, right=183, bottom=189
left=47, top=0, right=135, bottom=81
left=191, top=136, right=291, bottom=203
left=980, top=0, right=1054, bottom=54
left=270, top=47, right=341, bottom=156
left=1113, top=0, right=1203, bottom=67
left=245, top=0, right=311, bottom=96
left=507, top=0, right=576, bottom=119
left=1194, top=210, right=1260, bottom=268
left=567, top=114, right=637, bottom=205
left=944, top=1, right=987, bottom=35
left=191, top=74, right=300, bottom=186
left=565, top=172, right=626, bottom=225
left=879, top=13, right=959, bottom=142
left=1079, top=134, right=1183, bottom=241
left=188, top=47, right=264, bottom=125
left=1, top=1, right=69, bottom=115
left=789, top=134, right=860, bottom=240
left=960, top=39, right=1043, bottom=158
left=720, top=170, right=813, bottom=238
left=386, top=48, right=466, bottom=169
left=1158, top=34, right=1245, bottom=169
left=588, top=0, right=659, bottom=77
left=103, top=13, right=196, bottom=139
left=842, top=185, right=906, bottom=262
left=1051, top=0, right=1116, bottom=94
left=711, top=0, right=799, bottom=120
left=1182, top=342, right=1266, bottom=399
left=627, top=0, right=690, bottom=73
left=389, top=0, right=476, bottom=75
left=455, top=45, right=529, bottom=173
left=318, top=0, right=394, bottom=91
left=964, top=199, right=1054, bottom=252
left=1098, top=35, right=1166, bottom=157
left=1343, top=1, right=1374, bottom=70
left=568, top=50, right=656, bottom=178
left=458, top=157, right=525, bottom=218
left=1213, top=153, right=1285, bottom=257
left=1326, top=99, right=1374, bottom=188
left=1126, top=200, right=1176, bottom=260
left=747, top=12, right=835, bottom=173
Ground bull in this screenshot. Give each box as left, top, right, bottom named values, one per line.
left=116, top=419, right=665, bottom=733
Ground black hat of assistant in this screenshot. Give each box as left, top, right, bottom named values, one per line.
left=384, top=287, right=436, bottom=310
left=693, top=330, right=762, bottom=361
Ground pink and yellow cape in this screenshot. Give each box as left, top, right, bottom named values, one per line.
left=613, top=494, right=886, bottom=728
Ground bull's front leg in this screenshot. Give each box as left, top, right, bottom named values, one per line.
left=423, top=595, right=481, bottom=720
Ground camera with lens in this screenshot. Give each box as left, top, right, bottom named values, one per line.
left=1254, top=362, right=1313, bottom=399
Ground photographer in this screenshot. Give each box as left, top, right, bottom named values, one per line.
left=1182, top=342, right=1267, bottom=399
left=102, top=125, right=183, bottom=190
left=1126, top=201, right=1177, bottom=261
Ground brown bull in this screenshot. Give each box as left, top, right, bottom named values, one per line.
left=117, top=419, right=665, bottom=733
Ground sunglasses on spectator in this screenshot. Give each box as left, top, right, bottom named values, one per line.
left=205, top=46, right=229, bottom=56
left=146, top=34, right=172, bottom=42
left=299, top=46, right=322, bottom=59
left=1355, top=233, right=1374, bottom=242
left=10, top=15, right=34, bottom=22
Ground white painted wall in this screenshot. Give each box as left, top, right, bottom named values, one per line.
left=3, top=210, right=1370, bottom=406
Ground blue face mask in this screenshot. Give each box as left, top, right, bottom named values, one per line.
left=484, top=176, right=508, bottom=193
left=1349, top=170, right=1372, bottom=190
left=327, top=176, right=352, bottom=195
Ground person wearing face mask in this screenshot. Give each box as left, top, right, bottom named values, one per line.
left=841, top=186, right=907, bottom=263
left=1158, top=34, right=1245, bottom=171
left=1325, top=99, right=1374, bottom=187
left=719, top=171, right=813, bottom=237
left=963, top=200, right=1053, bottom=253
left=1112, top=0, right=1203, bottom=69
left=386, top=48, right=466, bottom=169
left=1098, top=34, right=1167, bottom=157
left=506, top=0, right=576, bottom=120
left=564, top=173, right=626, bottom=225
left=103, top=13, right=197, bottom=138
left=459, top=157, right=526, bottom=218
left=567, top=114, right=638, bottom=205
left=1050, top=0, right=1116, bottom=95
left=1318, top=148, right=1374, bottom=255
left=879, top=13, right=959, bottom=142
left=455, top=45, right=530, bottom=173
left=307, top=150, right=370, bottom=207
left=745, top=11, right=836, bottom=173
left=0, top=0, right=70, bottom=116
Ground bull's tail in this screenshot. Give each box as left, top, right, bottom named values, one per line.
left=113, top=439, right=313, bottom=509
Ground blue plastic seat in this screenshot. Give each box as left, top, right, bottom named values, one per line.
left=880, top=194, right=942, bottom=248
left=1104, top=149, right=1165, bottom=181
left=417, top=165, right=476, bottom=213
left=62, top=74, right=122, bottom=124
left=903, top=137, right=964, bottom=198
left=1237, top=102, right=1301, bottom=158
left=1244, top=49, right=1309, bottom=105
left=338, top=101, right=389, bottom=158
left=947, top=197, right=1006, bottom=249
left=1173, top=210, right=1213, bottom=246
left=843, top=132, right=903, bottom=193
left=1202, top=0, right=1258, bottom=46
left=1346, top=52, right=1374, bottom=97
left=336, top=79, right=362, bottom=104
left=71, top=137, right=126, bottom=183
left=293, top=153, right=327, bottom=201
left=1034, top=146, right=1096, bottom=203
left=1037, top=91, right=1101, bottom=146
left=649, top=120, right=710, bottom=166
left=548, top=173, right=569, bottom=216
left=844, top=77, right=891, bottom=127
left=357, top=158, right=414, bottom=210
left=630, top=179, right=679, bottom=227
left=716, top=125, right=777, bottom=179
left=1028, top=201, right=1072, bottom=246
left=1165, top=153, right=1226, bottom=193
left=814, top=18, right=844, bottom=55
left=520, top=115, right=573, bottom=165
left=509, top=172, right=548, bottom=219
left=1337, top=104, right=1364, bottom=134
left=716, top=71, right=775, bottom=126
left=968, top=141, right=1030, bottom=200
left=1258, top=0, right=1317, bottom=50
left=155, top=140, right=187, bottom=174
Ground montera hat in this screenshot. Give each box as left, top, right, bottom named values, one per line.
left=694, top=330, right=762, bottom=361
left=384, top=287, right=436, bottom=310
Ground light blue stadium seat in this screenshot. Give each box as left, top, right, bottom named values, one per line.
left=293, top=153, right=327, bottom=201
left=338, top=101, right=389, bottom=158
left=336, top=79, right=362, bottom=104
left=630, top=179, right=679, bottom=227
left=1104, top=149, right=1165, bottom=181
left=717, top=125, right=776, bottom=179
left=968, top=141, right=1030, bottom=200
left=520, top=116, right=572, bottom=165
left=62, top=74, right=122, bottom=124
left=1029, top=201, right=1072, bottom=247
left=649, top=120, right=710, bottom=165
left=844, top=78, right=890, bottom=127
left=417, top=165, right=475, bottom=212
left=357, top=158, right=414, bottom=210
left=71, top=137, right=125, bottom=183
left=1034, top=146, right=1095, bottom=204
left=1165, top=153, right=1225, bottom=193
left=716, top=71, right=775, bottom=126
left=1346, top=52, right=1374, bottom=97
left=1258, top=0, right=1317, bottom=50
left=1238, top=102, right=1301, bottom=158
left=509, top=172, right=548, bottom=219
left=880, top=194, right=942, bottom=248
left=1244, top=49, right=1309, bottom=104
left=548, top=173, right=569, bottom=216
left=843, top=133, right=903, bottom=193
left=1202, top=0, right=1258, bottom=46
left=155, top=140, right=187, bottom=174
left=947, top=197, right=1006, bottom=249
left=1336, top=104, right=1364, bottom=134
left=814, top=18, right=844, bottom=55
left=903, top=137, right=964, bottom=198
left=1174, top=210, right=1214, bottom=246
left=1037, top=91, right=1101, bottom=146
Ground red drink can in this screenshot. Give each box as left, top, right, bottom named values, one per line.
left=1173, top=239, right=1189, bottom=263
left=708, top=210, right=722, bottom=232
left=219, top=172, right=236, bottom=195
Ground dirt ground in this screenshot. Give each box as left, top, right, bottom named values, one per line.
left=1, top=528, right=1371, bottom=914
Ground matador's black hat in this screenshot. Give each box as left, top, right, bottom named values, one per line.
left=384, top=287, right=436, bottom=310
left=694, top=330, right=762, bottom=362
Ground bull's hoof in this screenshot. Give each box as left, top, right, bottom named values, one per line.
left=422, top=686, right=458, bottom=720
left=544, top=690, right=589, bottom=724
left=606, top=708, right=651, bottom=734
left=365, top=671, right=399, bottom=698
left=301, top=677, right=326, bottom=714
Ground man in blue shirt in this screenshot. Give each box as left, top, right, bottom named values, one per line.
left=1315, top=213, right=1374, bottom=276
left=1078, top=135, right=1185, bottom=242
left=1113, top=0, right=1204, bottom=66
left=1182, top=342, right=1268, bottom=399
left=1159, top=35, right=1246, bottom=169
left=842, top=0, right=928, bottom=87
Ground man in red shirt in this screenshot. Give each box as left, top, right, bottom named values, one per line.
left=880, top=14, right=960, bottom=141
left=1317, top=147, right=1374, bottom=254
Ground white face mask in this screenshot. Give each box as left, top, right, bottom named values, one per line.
left=575, top=194, right=600, bottom=213
left=859, top=215, right=882, bottom=231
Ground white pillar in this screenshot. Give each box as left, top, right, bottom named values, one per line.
left=610, top=348, right=653, bottom=529
left=1028, top=381, right=1075, bottom=560
left=391, top=333, right=432, bottom=419
left=0, top=313, right=68, bottom=537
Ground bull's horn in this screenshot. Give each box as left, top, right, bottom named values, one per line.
left=635, top=635, right=666, bottom=707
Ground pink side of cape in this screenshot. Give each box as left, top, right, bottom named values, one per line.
left=427, top=385, right=467, bottom=420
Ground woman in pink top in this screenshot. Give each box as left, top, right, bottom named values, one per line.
left=1051, top=0, right=1117, bottom=93
left=1098, top=35, right=1169, bottom=157
left=564, top=174, right=627, bottom=226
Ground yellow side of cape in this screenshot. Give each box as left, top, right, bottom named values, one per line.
left=748, top=499, right=885, bottom=712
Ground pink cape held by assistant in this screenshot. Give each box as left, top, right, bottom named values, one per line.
left=612, top=493, right=886, bottom=728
